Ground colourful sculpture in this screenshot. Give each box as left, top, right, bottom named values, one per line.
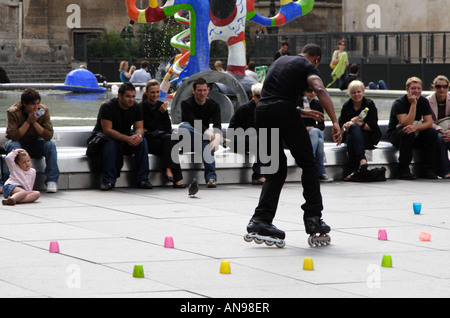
left=126, top=0, right=314, bottom=83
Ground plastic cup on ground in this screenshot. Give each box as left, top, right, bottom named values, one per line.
left=381, top=255, right=392, bottom=268
left=419, top=231, right=431, bottom=242
left=303, top=258, right=314, bottom=271
left=49, top=241, right=60, bottom=253
left=133, top=265, right=144, bottom=278
left=378, top=229, right=388, bottom=241
left=413, top=202, right=422, bottom=214
left=220, top=261, right=231, bottom=274
left=164, top=236, right=174, bottom=248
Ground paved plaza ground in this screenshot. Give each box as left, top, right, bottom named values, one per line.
left=0, top=178, right=449, bottom=301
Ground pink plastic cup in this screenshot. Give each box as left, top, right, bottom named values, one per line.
left=164, top=236, right=174, bottom=248
left=419, top=231, right=431, bottom=242
left=378, top=229, right=388, bottom=241
left=49, top=241, right=60, bottom=253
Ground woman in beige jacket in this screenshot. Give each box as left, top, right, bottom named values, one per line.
left=426, top=75, right=450, bottom=178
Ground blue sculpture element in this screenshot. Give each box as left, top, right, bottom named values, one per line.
left=56, top=68, right=106, bottom=93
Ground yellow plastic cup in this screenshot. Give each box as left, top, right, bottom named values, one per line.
left=220, top=261, right=231, bottom=274
left=303, top=257, right=314, bottom=271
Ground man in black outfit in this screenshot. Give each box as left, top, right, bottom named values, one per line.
left=91, top=82, right=153, bottom=191
left=387, top=77, right=438, bottom=180
left=247, top=43, right=342, bottom=240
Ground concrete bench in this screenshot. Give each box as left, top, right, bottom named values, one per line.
left=0, top=121, right=431, bottom=190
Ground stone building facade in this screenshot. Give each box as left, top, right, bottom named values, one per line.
left=0, top=0, right=135, bottom=63
left=342, top=0, right=450, bottom=32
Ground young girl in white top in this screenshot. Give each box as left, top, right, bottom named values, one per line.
left=2, top=149, right=40, bottom=205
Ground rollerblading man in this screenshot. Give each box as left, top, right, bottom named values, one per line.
left=244, top=44, right=342, bottom=247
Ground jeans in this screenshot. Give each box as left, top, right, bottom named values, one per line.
left=101, top=138, right=149, bottom=185
left=368, top=80, right=388, bottom=90
left=252, top=102, right=323, bottom=224
left=308, top=128, right=326, bottom=175
left=5, top=138, right=60, bottom=184
left=178, top=122, right=217, bottom=182
left=437, top=132, right=450, bottom=175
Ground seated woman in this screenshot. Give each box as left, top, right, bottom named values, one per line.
left=426, top=75, right=450, bottom=179
left=339, top=80, right=382, bottom=179
left=119, top=61, right=135, bottom=83
left=141, top=80, right=185, bottom=188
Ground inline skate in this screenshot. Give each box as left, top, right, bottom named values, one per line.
left=304, top=216, right=331, bottom=247
left=244, top=220, right=286, bottom=248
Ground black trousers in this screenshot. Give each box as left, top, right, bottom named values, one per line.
left=344, top=124, right=374, bottom=172
left=251, top=102, right=323, bottom=224
left=145, top=132, right=183, bottom=182
left=389, top=126, right=438, bottom=171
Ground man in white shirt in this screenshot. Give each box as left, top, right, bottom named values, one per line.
left=130, top=61, right=151, bottom=83
left=245, top=62, right=259, bottom=82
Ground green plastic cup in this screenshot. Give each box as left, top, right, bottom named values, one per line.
left=381, top=255, right=392, bottom=268
left=133, top=265, right=144, bottom=278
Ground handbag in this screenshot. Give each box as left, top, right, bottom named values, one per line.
left=329, top=61, right=336, bottom=70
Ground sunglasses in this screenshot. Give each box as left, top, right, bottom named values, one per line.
left=435, top=84, right=449, bottom=89
left=306, top=88, right=313, bottom=93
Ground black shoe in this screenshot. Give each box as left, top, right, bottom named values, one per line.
left=304, top=216, right=331, bottom=235
left=398, top=166, right=416, bottom=180
left=100, top=182, right=114, bottom=191
left=247, top=220, right=286, bottom=239
left=137, top=180, right=153, bottom=189
left=423, top=170, right=439, bottom=179
left=166, top=175, right=175, bottom=183
left=206, top=178, right=217, bottom=188
left=173, top=183, right=186, bottom=189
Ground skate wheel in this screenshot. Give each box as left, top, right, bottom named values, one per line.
left=307, top=235, right=314, bottom=247
left=265, top=241, right=275, bottom=246
left=244, top=234, right=254, bottom=242
left=254, top=238, right=264, bottom=244
left=325, top=234, right=331, bottom=245
left=275, top=240, right=285, bottom=248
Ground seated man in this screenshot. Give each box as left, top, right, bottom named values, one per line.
left=90, top=82, right=153, bottom=191
left=179, top=78, right=222, bottom=188
left=6, top=88, right=59, bottom=193
left=130, top=60, right=151, bottom=83
left=228, top=83, right=265, bottom=185
left=387, top=77, right=438, bottom=180
left=339, top=63, right=360, bottom=91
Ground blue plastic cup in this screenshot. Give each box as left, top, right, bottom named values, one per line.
left=413, top=202, right=422, bottom=214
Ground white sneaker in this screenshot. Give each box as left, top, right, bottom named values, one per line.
left=46, top=181, right=58, bottom=193
left=319, top=175, right=334, bottom=183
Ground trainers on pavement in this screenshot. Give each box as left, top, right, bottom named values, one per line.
left=206, top=178, right=217, bottom=188
left=46, top=181, right=58, bottom=193
left=319, top=174, right=334, bottom=183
